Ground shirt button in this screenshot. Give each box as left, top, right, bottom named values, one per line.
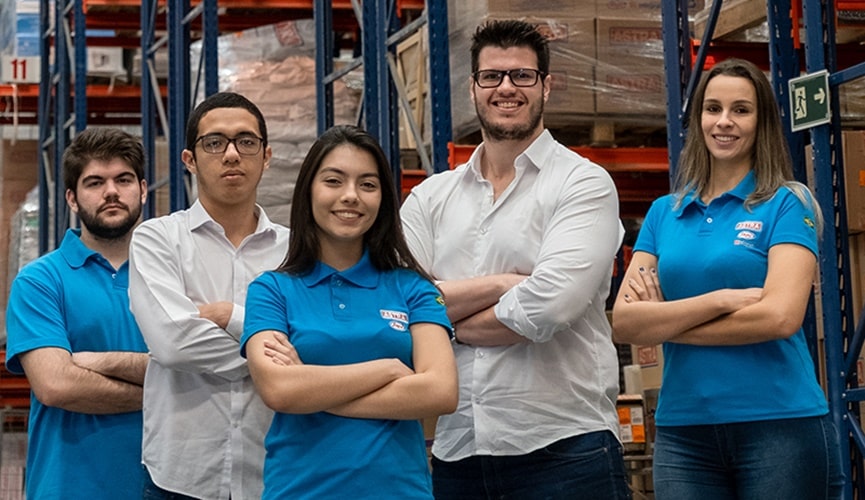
left=477, top=351, right=485, bottom=359
left=706, top=217, right=713, bottom=223
left=339, top=304, right=346, bottom=310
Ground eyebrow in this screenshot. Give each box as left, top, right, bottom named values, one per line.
left=318, top=166, right=380, bottom=178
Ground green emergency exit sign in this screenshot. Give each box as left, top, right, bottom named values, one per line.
left=789, top=70, right=831, bottom=132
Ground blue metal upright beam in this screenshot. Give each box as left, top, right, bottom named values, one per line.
left=37, top=0, right=52, bottom=254
left=314, top=0, right=335, bottom=135
left=660, top=0, right=694, bottom=182
left=802, top=0, right=862, bottom=497
left=141, top=0, right=158, bottom=220
left=168, top=0, right=192, bottom=212
left=426, top=0, right=451, bottom=173
left=361, top=0, right=395, bottom=164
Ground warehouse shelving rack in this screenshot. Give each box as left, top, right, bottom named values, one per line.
left=33, top=0, right=437, bottom=247
left=661, top=1, right=865, bottom=497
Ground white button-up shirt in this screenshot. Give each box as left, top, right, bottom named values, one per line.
left=129, top=201, right=289, bottom=499
left=401, top=130, right=624, bottom=460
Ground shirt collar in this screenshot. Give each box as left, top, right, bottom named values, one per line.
left=188, top=199, right=279, bottom=239
left=675, top=170, right=756, bottom=217
left=466, top=129, right=553, bottom=179
left=301, top=250, right=380, bottom=289
left=59, top=228, right=100, bottom=269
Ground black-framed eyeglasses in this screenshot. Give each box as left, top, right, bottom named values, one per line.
left=194, top=133, right=264, bottom=155
left=472, top=68, right=545, bottom=88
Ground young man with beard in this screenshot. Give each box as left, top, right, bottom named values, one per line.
left=5, top=128, right=150, bottom=499
left=129, top=92, right=290, bottom=500
left=400, top=20, right=631, bottom=498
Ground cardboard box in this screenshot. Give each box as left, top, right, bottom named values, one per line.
left=598, top=0, right=704, bottom=19
left=595, top=64, right=666, bottom=116
left=617, top=394, right=646, bottom=453
left=596, top=18, right=664, bottom=67
left=631, top=344, right=664, bottom=390
left=805, top=131, right=865, bottom=233
left=693, top=0, right=767, bottom=40
left=486, top=0, right=595, bottom=18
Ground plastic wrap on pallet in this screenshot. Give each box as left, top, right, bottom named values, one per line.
left=188, top=19, right=362, bottom=227
left=446, top=0, right=678, bottom=141
left=0, top=1, right=13, bottom=57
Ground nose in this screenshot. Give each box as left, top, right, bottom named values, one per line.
left=223, top=140, right=241, bottom=161
left=103, top=179, right=120, bottom=198
left=716, top=109, right=734, bottom=127
left=340, top=183, right=359, bottom=204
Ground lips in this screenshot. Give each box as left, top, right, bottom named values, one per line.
left=99, top=203, right=127, bottom=213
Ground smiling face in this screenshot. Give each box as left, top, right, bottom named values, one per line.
left=311, top=144, right=382, bottom=266
left=182, top=106, right=271, bottom=210
left=701, top=74, right=758, bottom=171
left=471, top=45, right=550, bottom=143
left=66, top=158, right=146, bottom=241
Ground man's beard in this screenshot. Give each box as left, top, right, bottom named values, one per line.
left=475, top=98, right=544, bottom=142
left=78, top=201, right=141, bottom=240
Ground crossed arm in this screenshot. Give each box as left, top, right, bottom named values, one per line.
left=247, top=323, right=458, bottom=420
left=611, top=244, right=816, bottom=346
left=439, top=274, right=528, bottom=346
left=20, top=347, right=148, bottom=414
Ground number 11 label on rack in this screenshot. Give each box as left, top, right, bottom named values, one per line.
left=1, top=56, right=41, bottom=84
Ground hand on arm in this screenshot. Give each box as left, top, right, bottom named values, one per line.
left=669, top=244, right=815, bottom=345
left=247, top=330, right=414, bottom=414
left=21, top=347, right=144, bottom=414
left=71, top=351, right=149, bottom=386
left=438, top=274, right=526, bottom=323
left=129, top=226, right=249, bottom=380
left=454, top=307, right=529, bottom=346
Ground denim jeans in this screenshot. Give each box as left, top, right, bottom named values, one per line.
left=653, top=414, right=844, bottom=500
left=431, top=430, right=631, bottom=499
left=141, top=466, right=201, bottom=500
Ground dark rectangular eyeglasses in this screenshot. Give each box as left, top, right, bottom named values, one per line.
left=472, top=68, right=545, bottom=88
left=194, top=133, right=264, bottom=155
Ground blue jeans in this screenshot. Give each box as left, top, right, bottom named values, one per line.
left=653, top=414, right=844, bottom=500
left=141, top=466, right=201, bottom=500
left=431, top=430, right=631, bottom=499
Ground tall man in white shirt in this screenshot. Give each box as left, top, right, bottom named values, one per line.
left=129, top=92, right=290, bottom=500
left=400, top=20, right=630, bottom=499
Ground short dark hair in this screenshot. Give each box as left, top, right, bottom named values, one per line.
left=62, top=127, right=145, bottom=193
left=470, top=19, right=550, bottom=75
left=184, top=92, right=268, bottom=154
left=278, top=124, right=433, bottom=284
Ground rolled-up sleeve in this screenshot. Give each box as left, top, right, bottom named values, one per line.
left=495, top=165, right=623, bottom=342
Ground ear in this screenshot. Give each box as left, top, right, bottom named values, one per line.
left=262, top=144, right=273, bottom=172
left=542, top=73, right=552, bottom=103
left=182, top=149, right=197, bottom=175
left=65, top=189, right=78, bottom=214
left=469, top=76, right=477, bottom=105
left=139, top=179, right=148, bottom=205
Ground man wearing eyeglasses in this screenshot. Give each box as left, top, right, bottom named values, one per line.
left=401, top=20, right=630, bottom=499
left=129, top=92, right=290, bottom=500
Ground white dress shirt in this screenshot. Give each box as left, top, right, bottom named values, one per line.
left=401, top=130, right=625, bottom=461
left=129, top=200, right=289, bottom=500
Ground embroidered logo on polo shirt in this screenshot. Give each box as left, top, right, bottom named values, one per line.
left=804, top=216, right=815, bottom=229
left=735, top=221, right=763, bottom=231
left=381, top=309, right=409, bottom=332
left=734, top=221, right=763, bottom=248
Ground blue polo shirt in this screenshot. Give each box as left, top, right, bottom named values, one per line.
left=5, top=229, right=147, bottom=499
left=242, top=251, right=450, bottom=499
left=635, top=172, right=827, bottom=426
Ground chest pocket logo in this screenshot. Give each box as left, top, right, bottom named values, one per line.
left=381, top=309, right=409, bottom=332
